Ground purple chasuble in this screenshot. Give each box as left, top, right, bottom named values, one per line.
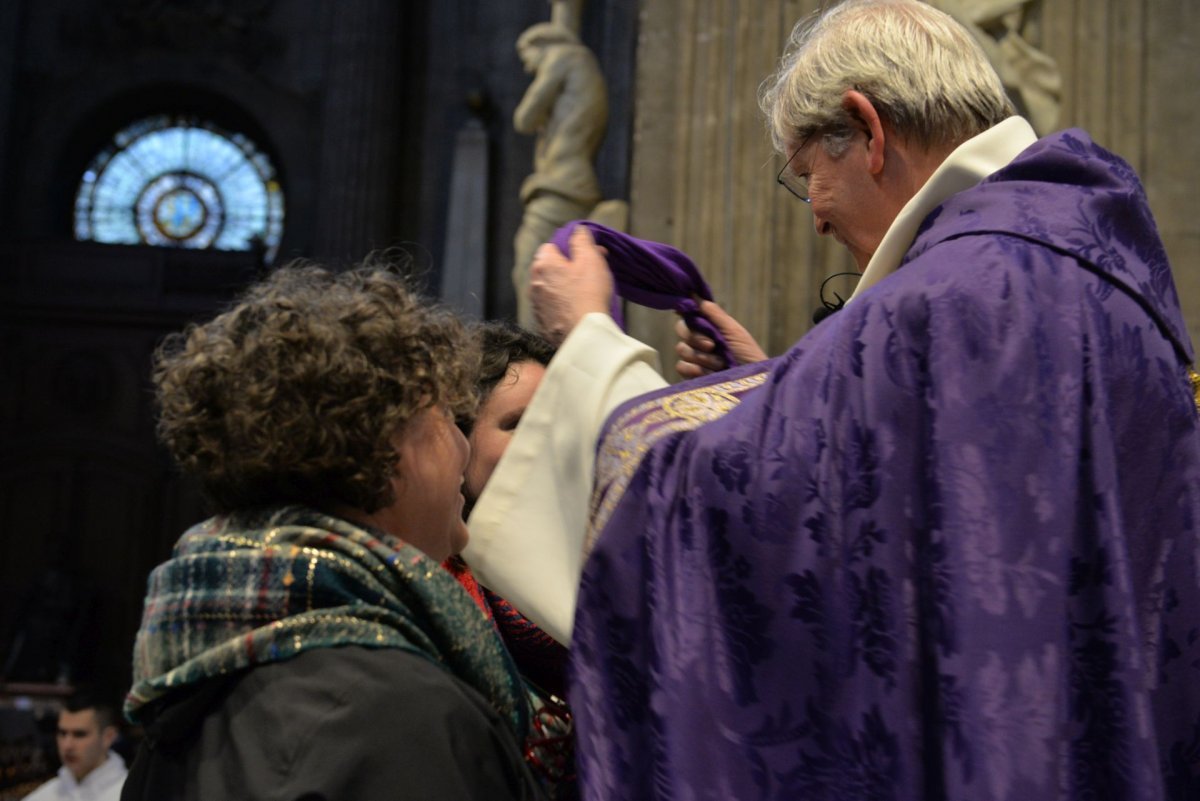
left=570, top=130, right=1200, bottom=800
left=551, top=220, right=737, bottom=366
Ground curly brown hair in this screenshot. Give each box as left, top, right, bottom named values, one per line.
left=153, top=261, right=479, bottom=514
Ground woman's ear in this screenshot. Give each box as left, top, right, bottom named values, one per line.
left=842, top=89, right=886, bottom=175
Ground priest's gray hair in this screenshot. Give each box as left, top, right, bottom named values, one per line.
left=760, top=0, right=1015, bottom=156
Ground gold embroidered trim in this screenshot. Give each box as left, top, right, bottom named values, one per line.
left=585, top=371, right=769, bottom=555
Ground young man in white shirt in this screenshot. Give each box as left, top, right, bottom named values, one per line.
left=24, top=693, right=126, bottom=801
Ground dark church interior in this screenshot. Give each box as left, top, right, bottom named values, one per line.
left=0, top=2, right=635, bottom=794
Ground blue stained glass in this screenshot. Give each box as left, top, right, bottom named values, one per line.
left=74, top=115, right=285, bottom=260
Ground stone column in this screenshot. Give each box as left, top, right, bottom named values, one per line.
left=0, top=0, right=24, bottom=232
left=441, top=116, right=490, bottom=319
left=312, top=1, right=404, bottom=262
left=625, top=0, right=850, bottom=366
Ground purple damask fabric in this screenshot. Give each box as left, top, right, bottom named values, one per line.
left=570, top=130, right=1200, bottom=800
left=550, top=220, right=736, bottom=366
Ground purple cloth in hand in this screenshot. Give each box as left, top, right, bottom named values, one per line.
left=550, top=220, right=736, bottom=367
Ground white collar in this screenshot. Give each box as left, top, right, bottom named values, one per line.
left=847, top=116, right=1038, bottom=302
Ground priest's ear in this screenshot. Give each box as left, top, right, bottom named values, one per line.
left=841, top=89, right=886, bottom=175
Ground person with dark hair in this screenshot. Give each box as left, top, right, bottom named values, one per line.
left=23, top=691, right=125, bottom=801
left=446, top=321, right=575, bottom=798
left=461, top=321, right=557, bottom=511
left=121, top=263, right=545, bottom=800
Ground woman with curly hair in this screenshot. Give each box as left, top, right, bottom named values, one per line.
left=121, top=263, right=545, bottom=800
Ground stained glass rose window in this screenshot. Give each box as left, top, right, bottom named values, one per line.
left=74, top=115, right=284, bottom=260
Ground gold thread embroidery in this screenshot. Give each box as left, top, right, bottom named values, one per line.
left=586, top=371, right=769, bottom=554
left=1189, top=367, right=1200, bottom=415
left=306, top=555, right=318, bottom=611
left=176, top=546, right=386, bottom=598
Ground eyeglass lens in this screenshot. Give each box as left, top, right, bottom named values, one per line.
left=776, top=145, right=810, bottom=202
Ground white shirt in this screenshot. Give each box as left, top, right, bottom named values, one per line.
left=22, top=752, right=126, bottom=801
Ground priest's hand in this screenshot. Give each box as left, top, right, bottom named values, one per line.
left=674, top=300, right=768, bottom=378
left=530, top=226, right=614, bottom=347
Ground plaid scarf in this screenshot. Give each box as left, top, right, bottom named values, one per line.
left=126, top=506, right=529, bottom=738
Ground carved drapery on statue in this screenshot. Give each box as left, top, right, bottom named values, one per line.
left=511, top=4, right=628, bottom=326
left=931, top=0, right=1061, bottom=134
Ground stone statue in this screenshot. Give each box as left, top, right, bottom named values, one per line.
left=549, top=0, right=584, bottom=35
left=931, top=0, right=1061, bottom=133
left=512, top=21, right=625, bottom=326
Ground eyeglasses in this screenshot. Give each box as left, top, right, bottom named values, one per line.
left=776, top=142, right=812, bottom=203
